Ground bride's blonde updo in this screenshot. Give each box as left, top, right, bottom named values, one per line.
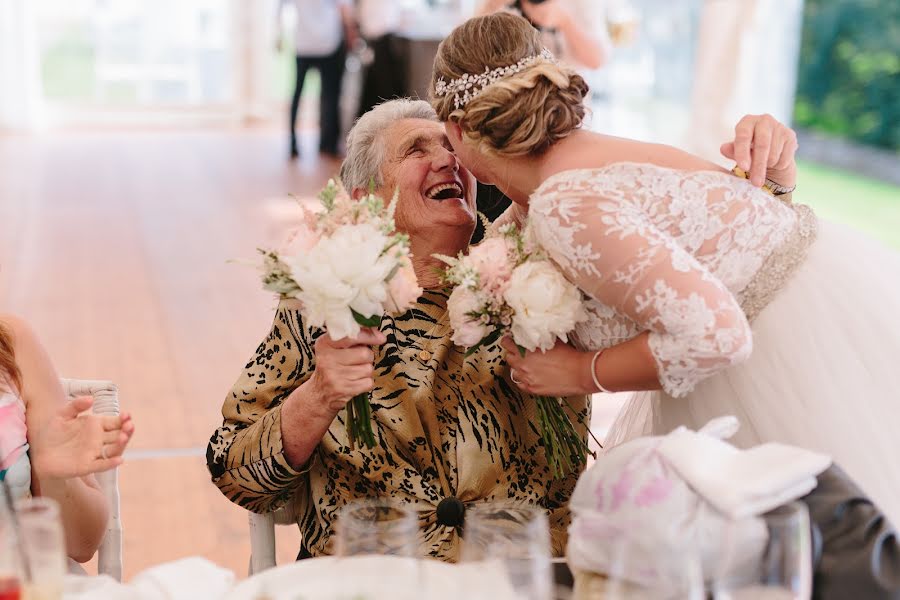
left=430, top=12, right=589, bottom=157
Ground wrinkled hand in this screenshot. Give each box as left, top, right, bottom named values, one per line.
left=721, top=113, right=798, bottom=188
left=520, top=0, right=572, bottom=29
left=502, top=337, right=592, bottom=397
left=30, top=396, right=134, bottom=479
left=308, top=328, right=386, bottom=415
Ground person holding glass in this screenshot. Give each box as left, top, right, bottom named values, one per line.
left=0, top=315, right=133, bottom=566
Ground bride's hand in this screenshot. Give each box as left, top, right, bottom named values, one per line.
left=502, top=337, right=594, bottom=397
left=720, top=113, right=798, bottom=189
left=31, top=396, right=134, bottom=479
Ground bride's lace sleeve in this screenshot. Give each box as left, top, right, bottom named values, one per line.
left=529, top=190, right=753, bottom=398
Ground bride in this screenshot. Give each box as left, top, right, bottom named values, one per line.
left=429, top=12, right=900, bottom=524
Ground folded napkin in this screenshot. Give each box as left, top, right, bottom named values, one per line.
left=657, top=420, right=832, bottom=519
left=130, top=557, right=235, bottom=600
left=567, top=416, right=832, bottom=589
left=64, top=557, right=235, bottom=600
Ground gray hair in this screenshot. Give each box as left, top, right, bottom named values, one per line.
left=340, top=99, right=438, bottom=192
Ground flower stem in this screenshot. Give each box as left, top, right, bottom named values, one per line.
left=346, top=392, right=377, bottom=450
left=536, top=395, right=590, bottom=478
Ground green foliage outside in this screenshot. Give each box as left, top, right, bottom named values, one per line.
left=796, top=160, right=900, bottom=248
left=795, top=0, right=900, bottom=151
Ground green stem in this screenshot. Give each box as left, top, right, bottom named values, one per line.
left=346, top=392, right=376, bottom=450
left=536, top=396, right=589, bottom=479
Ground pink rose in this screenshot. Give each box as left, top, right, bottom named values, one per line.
left=448, top=287, right=489, bottom=347
left=385, top=259, right=423, bottom=313
left=467, top=237, right=513, bottom=295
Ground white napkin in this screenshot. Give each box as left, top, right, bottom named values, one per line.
left=64, top=557, right=235, bottom=600
left=130, top=557, right=235, bottom=600
left=566, top=416, right=832, bottom=588
left=657, top=424, right=832, bottom=519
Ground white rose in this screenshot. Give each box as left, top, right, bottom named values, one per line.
left=287, top=222, right=395, bottom=340
left=504, top=261, right=587, bottom=351
left=447, top=286, right=490, bottom=348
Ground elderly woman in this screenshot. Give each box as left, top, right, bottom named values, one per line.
left=206, top=99, right=589, bottom=561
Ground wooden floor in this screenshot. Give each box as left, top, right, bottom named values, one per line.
left=0, top=127, right=624, bottom=580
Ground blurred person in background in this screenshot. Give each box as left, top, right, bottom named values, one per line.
left=477, top=0, right=611, bottom=70
left=355, top=0, right=408, bottom=118
left=0, top=316, right=134, bottom=567
left=276, top=0, right=359, bottom=159
left=472, top=0, right=612, bottom=242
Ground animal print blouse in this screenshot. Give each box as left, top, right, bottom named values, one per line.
left=206, top=289, right=589, bottom=561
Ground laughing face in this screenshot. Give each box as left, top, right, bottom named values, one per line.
left=377, top=118, right=477, bottom=239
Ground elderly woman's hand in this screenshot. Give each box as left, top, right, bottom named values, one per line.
left=502, top=337, right=595, bottom=397
left=307, top=328, right=387, bottom=415
left=721, top=113, right=799, bottom=189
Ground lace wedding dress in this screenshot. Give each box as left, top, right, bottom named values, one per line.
left=527, top=162, right=900, bottom=525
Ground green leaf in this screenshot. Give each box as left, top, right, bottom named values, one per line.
left=464, top=328, right=503, bottom=357
left=351, top=309, right=382, bottom=328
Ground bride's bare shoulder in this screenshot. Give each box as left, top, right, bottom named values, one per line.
left=541, top=131, right=727, bottom=178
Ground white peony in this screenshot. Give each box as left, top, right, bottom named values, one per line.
left=447, top=286, right=490, bottom=348
left=287, top=222, right=396, bottom=340
left=504, top=260, right=587, bottom=351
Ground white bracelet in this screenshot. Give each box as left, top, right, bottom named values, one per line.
left=590, top=350, right=612, bottom=393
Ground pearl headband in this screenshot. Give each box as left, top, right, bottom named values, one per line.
left=433, top=49, right=557, bottom=110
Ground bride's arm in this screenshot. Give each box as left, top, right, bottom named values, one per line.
left=508, top=192, right=753, bottom=398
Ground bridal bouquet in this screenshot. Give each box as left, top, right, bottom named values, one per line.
left=438, top=222, right=592, bottom=477
left=257, top=180, right=422, bottom=450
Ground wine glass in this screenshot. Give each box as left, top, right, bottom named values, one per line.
left=335, top=497, right=420, bottom=557
left=17, top=497, right=66, bottom=600
left=460, top=503, right=553, bottom=600
left=0, top=496, right=23, bottom=600
left=713, top=502, right=812, bottom=600
left=334, top=498, right=421, bottom=599
left=600, top=538, right=705, bottom=600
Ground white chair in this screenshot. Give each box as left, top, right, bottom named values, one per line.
left=61, top=378, right=123, bottom=581
left=248, top=500, right=299, bottom=576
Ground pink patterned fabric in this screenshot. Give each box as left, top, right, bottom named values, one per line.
left=0, top=391, right=27, bottom=478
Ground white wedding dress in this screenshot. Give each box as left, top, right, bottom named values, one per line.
left=526, top=162, right=900, bottom=526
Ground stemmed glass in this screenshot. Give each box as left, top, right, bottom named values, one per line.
left=600, top=538, right=705, bottom=600
left=17, top=497, right=66, bottom=600
left=713, top=502, right=813, bottom=600
left=334, top=498, right=421, bottom=599
left=0, top=494, right=23, bottom=600
left=459, top=504, right=553, bottom=600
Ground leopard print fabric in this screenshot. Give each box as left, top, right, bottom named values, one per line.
left=206, top=290, right=589, bottom=561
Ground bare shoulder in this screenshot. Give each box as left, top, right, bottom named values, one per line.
left=0, top=314, right=65, bottom=413
left=0, top=313, right=39, bottom=351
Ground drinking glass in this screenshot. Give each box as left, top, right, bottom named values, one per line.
left=713, top=502, right=812, bottom=600
left=335, top=498, right=419, bottom=557
left=601, top=539, right=704, bottom=600
left=460, top=504, right=553, bottom=600
left=17, top=497, right=65, bottom=600
left=0, top=495, right=23, bottom=600
left=334, top=498, right=421, bottom=599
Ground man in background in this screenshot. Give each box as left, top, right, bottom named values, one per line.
left=276, top=0, right=358, bottom=159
